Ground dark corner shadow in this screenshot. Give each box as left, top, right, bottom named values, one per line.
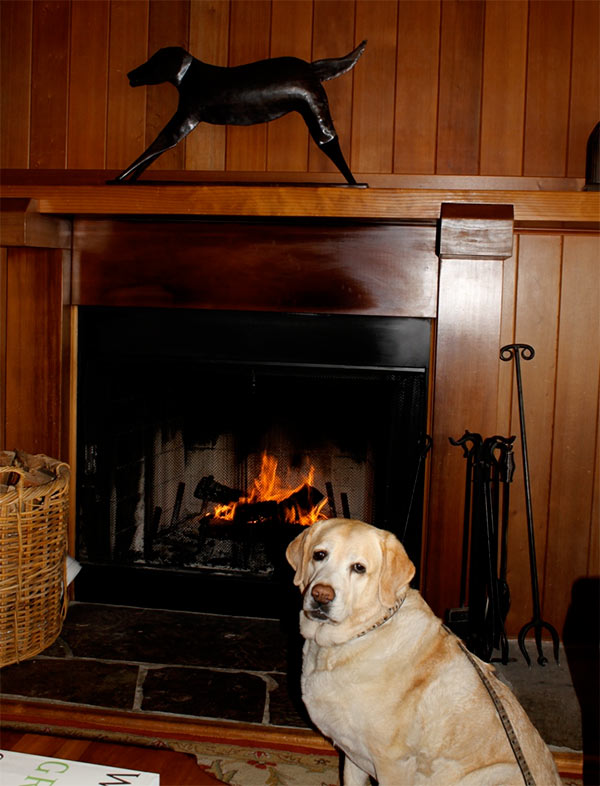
left=563, top=576, right=600, bottom=786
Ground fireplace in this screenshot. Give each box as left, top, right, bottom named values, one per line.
left=75, top=306, right=430, bottom=617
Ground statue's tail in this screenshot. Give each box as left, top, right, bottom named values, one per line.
left=311, top=40, right=367, bottom=82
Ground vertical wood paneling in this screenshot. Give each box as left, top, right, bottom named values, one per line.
left=146, top=0, right=190, bottom=171
left=68, top=1, right=110, bottom=168
left=394, top=0, right=441, bottom=175
left=0, top=1, right=32, bottom=169
left=497, top=243, right=517, bottom=432
left=504, top=235, right=562, bottom=634
left=226, top=1, right=271, bottom=172
left=590, top=413, right=600, bottom=574
left=544, top=236, right=600, bottom=631
left=1, top=0, right=599, bottom=179
left=309, top=1, right=356, bottom=175
left=436, top=0, right=485, bottom=175
left=351, top=0, right=398, bottom=174
left=480, top=0, right=528, bottom=175
left=4, top=248, right=66, bottom=457
left=106, top=0, right=149, bottom=170
left=0, top=247, right=7, bottom=449
left=567, top=0, right=600, bottom=177
left=186, top=0, right=230, bottom=171
left=523, top=0, right=573, bottom=177
left=267, top=1, right=312, bottom=173
left=425, top=258, right=504, bottom=614
left=30, top=1, right=70, bottom=169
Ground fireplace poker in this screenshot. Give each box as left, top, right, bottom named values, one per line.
left=500, top=343, right=560, bottom=666
left=400, top=434, right=432, bottom=544
left=481, top=435, right=514, bottom=664
left=449, top=430, right=480, bottom=614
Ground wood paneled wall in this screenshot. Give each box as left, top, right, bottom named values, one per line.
left=1, top=0, right=598, bottom=178
left=501, top=232, right=600, bottom=637
left=425, top=229, right=600, bottom=637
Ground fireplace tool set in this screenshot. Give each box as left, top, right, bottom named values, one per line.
left=448, top=343, right=560, bottom=667
left=448, top=430, right=515, bottom=664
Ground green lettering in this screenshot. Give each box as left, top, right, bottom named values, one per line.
left=19, top=776, right=56, bottom=786
left=37, top=761, right=69, bottom=774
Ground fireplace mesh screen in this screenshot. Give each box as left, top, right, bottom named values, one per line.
left=76, top=308, right=430, bottom=611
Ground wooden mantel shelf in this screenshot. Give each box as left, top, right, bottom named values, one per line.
left=1, top=182, right=598, bottom=226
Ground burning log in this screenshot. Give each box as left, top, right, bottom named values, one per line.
left=194, top=475, right=243, bottom=504
left=198, top=454, right=328, bottom=528
left=227, top=483, right=324, bottom=526
left=279, top=483, right=325, bottom=524
left=233, top=500, right=279, bottom=526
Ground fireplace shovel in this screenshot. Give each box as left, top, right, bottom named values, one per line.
left=500, top=343, right=560, bottom=666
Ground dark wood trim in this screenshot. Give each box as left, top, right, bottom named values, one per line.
left=72, top=219, right=439, bottom=317
left=0, top=698, right=336, bottom=754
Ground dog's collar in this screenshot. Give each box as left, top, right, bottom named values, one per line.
left=351, top=593, right=406, bottom=641
left=176, top=53, right=193, bottom=83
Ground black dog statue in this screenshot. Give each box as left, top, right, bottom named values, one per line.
left=111, top=41, right=366, bottom=185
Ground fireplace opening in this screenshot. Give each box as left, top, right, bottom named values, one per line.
left=75, top=307, right=430, bottom=617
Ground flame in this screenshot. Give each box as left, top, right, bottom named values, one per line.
left=212, top=453, right=327, bottom=526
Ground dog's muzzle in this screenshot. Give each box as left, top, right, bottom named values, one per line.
left=306, top=583, right=336, bottom=621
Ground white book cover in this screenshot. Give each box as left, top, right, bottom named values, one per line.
left=0, top=749, right=160, bottom=786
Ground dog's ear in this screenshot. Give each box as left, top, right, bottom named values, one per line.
left=286, top=527, right=313, bottom=591
left=378, top=532, right=415, bottom=607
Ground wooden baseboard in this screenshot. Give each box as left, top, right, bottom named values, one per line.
left=0, top=697, right=335, bottom=754
left=0, top=697, right=582, bottom=775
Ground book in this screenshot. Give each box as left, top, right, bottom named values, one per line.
left=0, top=749, right=160, bottom=785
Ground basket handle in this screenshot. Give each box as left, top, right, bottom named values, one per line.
left=0, top=462, right=69, bottom=485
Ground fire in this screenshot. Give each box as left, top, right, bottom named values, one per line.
left=212, top=453, right=328, bottom=526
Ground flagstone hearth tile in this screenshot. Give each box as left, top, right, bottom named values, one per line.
left=0, top=657, right=139, bottom=710
left=141, top=666, right=266, bottom=723
left=60, top=603, right=288, bottom=671
left=267, top=671, right=311, bottom=728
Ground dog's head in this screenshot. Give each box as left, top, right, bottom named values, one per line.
left=128, top=47, right=193, bottom=87
left=286, top=518, right=415, bottom=645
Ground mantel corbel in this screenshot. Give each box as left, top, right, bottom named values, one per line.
left=437, top=203, right=514, bottom=261
left=0, top=198, right=71, bottom=249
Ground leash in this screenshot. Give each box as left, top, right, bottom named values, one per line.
left=451, top=631, right=536, bottom=786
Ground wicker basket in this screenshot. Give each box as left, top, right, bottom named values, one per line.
left=0, top=455, right=70, bottom=667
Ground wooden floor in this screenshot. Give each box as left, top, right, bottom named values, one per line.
left=0, top=729, right=224, bottom=785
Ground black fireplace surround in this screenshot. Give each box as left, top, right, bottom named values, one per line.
left=75, top=307, right=430, bottom=617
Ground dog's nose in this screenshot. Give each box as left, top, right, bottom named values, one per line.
left=311, top=583, right=335, bottom=604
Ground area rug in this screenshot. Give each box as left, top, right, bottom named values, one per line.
left=170, top=738, right=339, bottom=786
left=168, top=738, right=583, bottom=786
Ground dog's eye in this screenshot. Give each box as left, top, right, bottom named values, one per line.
left=352, top=563, right=366, bottom=574
left=313, top=550, right=327, bottom=561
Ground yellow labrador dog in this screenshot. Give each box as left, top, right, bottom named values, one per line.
left=286, top=518, right=561, bottom=786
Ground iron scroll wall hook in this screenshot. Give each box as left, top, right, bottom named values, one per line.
left=500, top=343, right=560, bottom=666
